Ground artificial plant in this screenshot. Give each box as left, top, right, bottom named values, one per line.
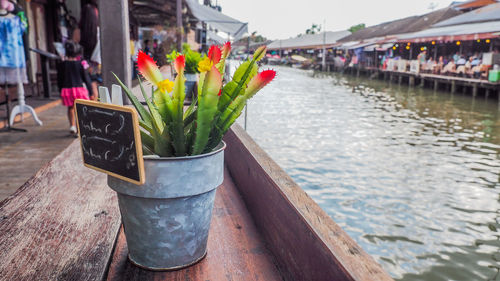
left=114, top=42, right=276, bottom=157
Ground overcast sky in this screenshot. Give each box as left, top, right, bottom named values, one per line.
left=216, top=0, right=455, bottom=40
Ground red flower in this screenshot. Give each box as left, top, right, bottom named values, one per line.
left=137, top=50, right=163, bottom=85
left=245, top=69, right=276, bottom=98
left=221, top=42, right=231, bottom=58
left=174, top=54, right=185, bottom=74
left=208, top=45, right=221, bottom=64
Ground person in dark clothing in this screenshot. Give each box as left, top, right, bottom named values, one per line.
left=57, top=41, right=93, bottom=135
left=144, top=39, right=152, bottom=56
left=79, top=0, right=98, bottom=61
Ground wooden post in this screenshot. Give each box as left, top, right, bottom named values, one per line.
left=486, top=89, right=490, bottom=99
left=472, top=84, right=478, bottom=97
left=398, top=75, right=402, bottom=85
left=409, top=76, right=415, bottom=87
left=176, top=0, right=183, bottom=51
left=434, top=80, right=438, bottom=91
left=99, top=0, right=131, bottom=103
left=451, top=80, right=456, bottom=94
left=420, top=77, right=424, bottom=87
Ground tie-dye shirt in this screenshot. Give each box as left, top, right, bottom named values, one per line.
left=0, top=16, right=26, bottom=68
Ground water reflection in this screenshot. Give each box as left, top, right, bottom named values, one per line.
left=236, top=65, right=500, bottom=281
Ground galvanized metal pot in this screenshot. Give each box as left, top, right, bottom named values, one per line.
left=184, top=73, right=198, bottom=99
left=107, top=142, right=225, bottom=271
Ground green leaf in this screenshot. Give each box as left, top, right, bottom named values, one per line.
left=113, top=72, right=152, bottom=127
left=139, top=120, right=153, bottom=134
left=192, top=67, right=222, bottom=155
left=138, top=78, right=164, bottom=133
left=140, top=130, right=155, bottom=151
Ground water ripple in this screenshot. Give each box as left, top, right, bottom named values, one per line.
left=233, top=64, right=500, bottom=281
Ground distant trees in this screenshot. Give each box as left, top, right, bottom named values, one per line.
left=348, top=23, right=365, bottom=33
left=297, top=23, right=322, bottom=37
left=306, top=23, right=321, bottom=34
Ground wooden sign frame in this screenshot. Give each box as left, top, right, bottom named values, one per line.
left=75, top=99, right=145, bottom=185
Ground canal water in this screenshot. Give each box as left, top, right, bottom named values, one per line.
left=236, top=64, right=500, bottom=281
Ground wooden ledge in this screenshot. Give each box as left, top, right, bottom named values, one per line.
left=224, top=124, right=393, bottom=281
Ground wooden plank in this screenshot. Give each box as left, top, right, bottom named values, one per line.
left=224, top=124, right=393, bottom=281
left=106, top=167, right=284, bottom=281
left=99, top=0, right=131, bottom=101
left=0, top=140, right=121, bottom=280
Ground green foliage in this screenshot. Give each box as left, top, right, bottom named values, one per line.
left=348, top=23, right=366, bottom=33
left=116, top=46, right=273, bottom=157
left=306, top=23, right=321, bottom=35
left=166, top=50, right=179, bottom=64
left=182, top=43, right=202, bottom=74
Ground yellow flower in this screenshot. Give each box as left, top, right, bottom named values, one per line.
left=158, top=79, right=174, bottom=93
left=198, top=57, right=213, bottom=72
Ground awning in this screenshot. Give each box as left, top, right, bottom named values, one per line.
left=185, top=0, right=247, bottom=40
left=266, top=30, right=351, bottom=50
left=346, top=41, right=375, bottom=50
left=398, top=20, right=500, bottom=43
left=206, top=30, right=227, bottom=45
left=336, top=41, right=360, bottom=49
left=376, top=42, right=395, bottom=51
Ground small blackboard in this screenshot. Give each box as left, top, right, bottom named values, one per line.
left=75, top=99, right=145, bottom=185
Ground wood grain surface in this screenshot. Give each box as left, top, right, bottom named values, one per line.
left=106, top=167, right=284, bottom=281
left=0, top=140, right=121, bottom=281
left=224, top=124, right=394, bottom=281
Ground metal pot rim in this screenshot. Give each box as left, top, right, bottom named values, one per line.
left=143, top=141, right=226, bottom=161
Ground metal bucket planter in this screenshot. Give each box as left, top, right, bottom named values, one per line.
left=107, top=142, right=225, bottom=271
left=184, top=73, right=198, bottom=100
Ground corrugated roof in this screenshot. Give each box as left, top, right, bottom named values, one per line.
left=339, top=6, right=462, bottom=42
left=399, top=20, right=500, bottom=41
left=267, top=30, right=351, bottom=50
left=452, top=0, right=498, bottom=10
left=185, top=0, right=247, bottom=39
left=433, top=2, right=500, bottom=27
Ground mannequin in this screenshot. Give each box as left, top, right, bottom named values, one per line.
left=0, top=0, right=42, bottom=128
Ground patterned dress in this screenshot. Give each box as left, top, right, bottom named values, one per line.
left=0, top=15, right=27, bottom=84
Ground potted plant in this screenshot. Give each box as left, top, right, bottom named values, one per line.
left=110, top=43, right=276, bottom=270
left=182, top=43, right=202, bottom=100
left=167, top=44, right=203, bottom=100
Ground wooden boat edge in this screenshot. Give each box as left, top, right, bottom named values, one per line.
left=224, top=124, right=394, bottom=281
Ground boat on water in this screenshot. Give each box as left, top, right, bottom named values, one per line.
left=291, top=55, right=312, bottom=69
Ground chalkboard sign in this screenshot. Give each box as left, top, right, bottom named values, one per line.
left=75, top=99, right=145, bottom=185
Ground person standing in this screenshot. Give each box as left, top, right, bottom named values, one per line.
left=57, top=41, right=93, bottom=135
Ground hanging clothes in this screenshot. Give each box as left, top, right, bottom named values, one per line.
left=0, top=15, right=26, bottom=68
left=0, top=15, right=27, bottom=84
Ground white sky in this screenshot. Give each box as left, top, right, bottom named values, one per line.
left=216, top=0, right=455, bottom=40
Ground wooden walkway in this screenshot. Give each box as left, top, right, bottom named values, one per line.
left=338, top=65, right=500, bottom=101
left=0, top=99, right=74, bottom=201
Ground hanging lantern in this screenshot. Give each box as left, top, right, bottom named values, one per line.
left=486, top=39, right=491, bottom=43
left=431, top=41, right=436, bottom=45
left=456, top=41, right=461, bottom=46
